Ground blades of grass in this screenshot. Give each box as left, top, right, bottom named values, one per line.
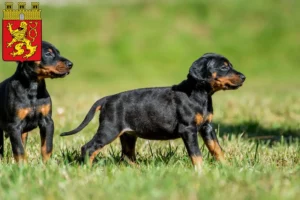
left=254, top=141, right=260, bottom=164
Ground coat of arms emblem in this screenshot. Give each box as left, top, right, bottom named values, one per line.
left=2, top=2, right=42, bottom=61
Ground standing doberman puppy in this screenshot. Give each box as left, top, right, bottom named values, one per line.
left=0, top=41, right=73, bottom=163
left=61, top=53, right=245, bottom=171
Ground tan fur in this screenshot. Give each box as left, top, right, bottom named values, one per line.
left=191, top=156, right=203, bottom=173
left=206, top=113, right=213, bottom=123
left=210, top=73, right=241, bottom=92
left=38, top=104, right=51, bottom=116
left=36, top=61, right=69, bottom=79
left=41, top=137, right=52, bottom=163
left=205, top=140, right=225, bottom=161
left=96, top=106, right=101, bottom=111
left=195, top=113, right=204, bottom=125
left=21, top=132, right=28, bottom=146
left=17, top=108, right=31, bottom=120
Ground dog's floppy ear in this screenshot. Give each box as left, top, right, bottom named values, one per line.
left=188, top=57, right=208, bottom=81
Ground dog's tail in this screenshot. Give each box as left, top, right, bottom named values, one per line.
left=60, top=98, right=107, bottom=136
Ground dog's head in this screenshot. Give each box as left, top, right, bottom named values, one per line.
left=188, top=53, right=246, bottom=92
left=20, top=41, right=73, bottom=79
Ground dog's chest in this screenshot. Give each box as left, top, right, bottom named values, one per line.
left=16, top=97, right=51, bottom=121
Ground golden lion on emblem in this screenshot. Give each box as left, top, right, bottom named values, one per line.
left=7, top=21, right=37, bottom=59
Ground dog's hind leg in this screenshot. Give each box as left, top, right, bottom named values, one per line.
left=81, top=123, right=127, bottom=166
left=120, top=133, right=137, bottom=165
left=0, top=129, right=3, bottom=159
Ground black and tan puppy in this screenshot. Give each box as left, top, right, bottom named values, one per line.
left=0, top=41, right=73, bottom=163
left=61, top=53, right=245, bottom=171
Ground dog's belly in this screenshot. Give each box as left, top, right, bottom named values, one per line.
left=128, top=131, right=181, bottom=140
left=137, top=133, right=181, bottom=140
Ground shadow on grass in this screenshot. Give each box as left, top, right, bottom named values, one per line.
left=215, top=120, right=300, bottom=144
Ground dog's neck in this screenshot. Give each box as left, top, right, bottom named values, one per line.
left=15, top=62, right=39, bottom=81
left=172, top=74, right=212, bottom=97
left=13, top=62, right=46, bottom=92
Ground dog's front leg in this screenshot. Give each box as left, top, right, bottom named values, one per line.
left=39, top=117, right=54, bottom=163
left=7, top=126, right=26, bottom=163
left=179, top=125, right=203, bottom=173
left=200, top=123, right=225, bottom=162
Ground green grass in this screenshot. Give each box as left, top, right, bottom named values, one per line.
left=0, top=1, right=300, bottom=199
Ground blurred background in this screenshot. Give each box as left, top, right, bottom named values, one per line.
left=1, top=0, right=300, bottom=137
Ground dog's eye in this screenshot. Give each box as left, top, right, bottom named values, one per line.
left=45, top=52, right=53, bottom=57
left=220, top=65, right=229, bottom=71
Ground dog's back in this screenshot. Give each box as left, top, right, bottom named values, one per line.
left=101, top=87, right=179, bottom=139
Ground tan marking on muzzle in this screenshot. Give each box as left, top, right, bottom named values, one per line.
left=36, top=61, right=69, bottom=79
left=210, top=73, right=241, bottom=92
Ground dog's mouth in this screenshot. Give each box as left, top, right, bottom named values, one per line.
left=221, top=76, right=245, bottom=90
left=224, top=83, right=242, bottom=90
left=36, top=67, right=70, bottom=79
left=50, top=71, right=70, bottom=79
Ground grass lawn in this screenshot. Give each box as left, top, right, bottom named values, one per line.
left=0, top=1, right=300, bottom=199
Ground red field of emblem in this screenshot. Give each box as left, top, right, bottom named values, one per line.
left=2, top=20, right=42, bottom=62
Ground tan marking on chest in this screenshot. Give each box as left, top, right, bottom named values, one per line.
left=195, top=113, right=204, bottom=125
left=206, top=113, right=213, bottom=123
left=38, top=104, right=51, bottom=116
left=17, top=108, right=32, bottom=120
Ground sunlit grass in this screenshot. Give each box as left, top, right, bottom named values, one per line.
left=0, top=1, right=300, bottom=199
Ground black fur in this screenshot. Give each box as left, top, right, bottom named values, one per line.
left=61, top=53, right=245, bottom=169
left=0, top=41, right=73, bottom=162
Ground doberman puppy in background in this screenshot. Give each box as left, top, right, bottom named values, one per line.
left=61, top=53, right=245, bottom=172
left=0, top=41, right=73, bottom=163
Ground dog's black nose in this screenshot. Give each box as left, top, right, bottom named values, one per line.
left=66, top=61, right=73, bottom=69
left=240, top=74, right=246, bottom=82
